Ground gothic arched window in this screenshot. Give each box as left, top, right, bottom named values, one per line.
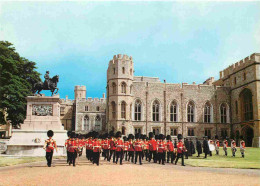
left=122, top=67, right=125, bottom=74
left=187, top=101, right=195, bottom=122
left=220, top=103, right=227, bottom=123
left=121, top=101, right=126, bottom=119
left=204, top=102, right=211, bottom=123
left=121, top=82, right=126, bottom=94
left=84, top=115, right=89, bottom=131
left=95, top=115, right=101, bottom=131
left=152, top=100, right=160, bottom=121
left=111, top=101, right=116, bottom=119
left=240, top=89, right=253, bottom=121
left=134, top=100, right=142, bottom=121
left=112, top=82, right=116, bottom=94
left=170, top=101, right=177, bottom=122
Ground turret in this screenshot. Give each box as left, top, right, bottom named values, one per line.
left=74, top=85, right=86, bottom=100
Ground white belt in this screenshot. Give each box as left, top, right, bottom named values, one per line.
left=93, top=146, right=100, bottom=148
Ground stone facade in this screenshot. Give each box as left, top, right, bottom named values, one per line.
left=61, top=53, right=260, bottom=147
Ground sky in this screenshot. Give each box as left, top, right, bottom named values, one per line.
left=1, top=1, right=260, bottom=99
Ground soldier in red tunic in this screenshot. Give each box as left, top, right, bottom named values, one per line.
left=134, top=133, right=143, bottom=165
left=142, top=135, right=149, bottom=161
left=166, top=135, right=174, bottom=164
left=157, top=134, right=166, bottom=165
left=67, top=132, right=78, bottom=167
left=175, top=135, right=185, bottom=166
left=223, top=139, right=228, bottom=156
left=231, top=139, right=237, bottom=157
left=148, top=132, right=158, bottom=163
left=128, top=134, right=135, bottom=163
left=102, top=133, right=110, bottom=161
left=92, top=133, right=102, bottom=166
left=115, top=131, right=124, bottom=165
left=43, top=130, right=58, bottom=167
left=123, top=136, right=129, bottom=161
left=215, top=138, right=220, bottom=155
left=240, top=138, right=246, bottom=158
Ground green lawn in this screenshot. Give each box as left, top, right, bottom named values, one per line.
left=0, top=156, right=65, bottom=167
left=185, top=147, right=260, bottom=169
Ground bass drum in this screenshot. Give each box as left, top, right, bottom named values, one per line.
left=209, top=144, right=215, bottom=151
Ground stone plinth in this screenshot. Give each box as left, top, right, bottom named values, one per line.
left=6, top=95, right=67, bottom=156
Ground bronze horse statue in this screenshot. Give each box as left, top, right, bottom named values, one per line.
left=33, top=75, right=59, bottom=96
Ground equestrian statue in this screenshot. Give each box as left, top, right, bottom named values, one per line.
left=33, top=71, right=59, bottom=96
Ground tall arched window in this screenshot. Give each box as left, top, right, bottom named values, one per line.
left=204, top=102, right=211, bottom=123
left=130, top=85, right=133, bottom=94
left=112, top=82, right=116, bottom=94
left=135, top=100, right=142, bottom=121
left=220, top=103, right=227, bottom=123
left=121, top=82, right=126, bottom=94
left=240, top=89, right=253, bottom=121
left=121, top=101, right=126, bottom=119
left=187, top=101, right=195, bottom=122
left=153, top=100, right=160, bottom=121
left=170, top=101, right=177, bottom=122
left=122, top=67, right=125, bottom=74
left=111, top=101, right=116, bottom=119
left=84, top=115, right=89, bottom=131
left=95, top=115, right=101, bottom=131
left=122, top=126, right=126, bottom=135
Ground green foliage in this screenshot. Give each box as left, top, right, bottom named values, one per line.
left=0, top=41, right=41, bottom=127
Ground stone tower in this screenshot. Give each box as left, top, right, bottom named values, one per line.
left=74, top=85, right=86, bottom=100
left=107, top=54, right=134, bottom=134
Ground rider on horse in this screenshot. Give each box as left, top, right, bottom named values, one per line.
left=44, top=71, right=50, bottom=89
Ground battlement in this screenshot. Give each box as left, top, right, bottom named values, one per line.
left=109, top=54, right=133, bottom=66
left=134, top=76, right=161, bottom=82
left=219, top=53, right=260, bottom=79
left=85, top=97, right=106, bottom=103
left=74, top=85, right=86, bottom=91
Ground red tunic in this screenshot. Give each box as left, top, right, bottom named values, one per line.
left=88, top=139, right=93, bottom=150
left=216, top=141, right=220, bottom=147
left=167, top=141, right=174, bottom=152
left=177, top=141, right=184, bottom=154
left=149, top=139, right=158, bottom=151
left=65, top=139, right=69, bottom=150
left=46, top=139, right=55, bottom=152
left=241, top=141, right=245, bottom=148
left=102, top=139, right=109, bottom=150
left=115, top=139, right=124, bottom=152
left=109, top=139, right=116, bottom=150
left=224, top=141, right=228, bottom=147
left=93, top=140, right=101, bottom=152
left=158, top=140, right=166, bottom=153
left=68, top=139, right=77, bottom=153
left=128, top=141, right=135, bottom=151
left=124, top=141, right=129, bottom=151
left=143, top=141, right=149, bottom=150
left=134, top=140, right=142, bottom=152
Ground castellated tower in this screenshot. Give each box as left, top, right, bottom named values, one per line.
left=107, top=54, right=134, bottom=134
left=74, top=85, right=86, bottom=100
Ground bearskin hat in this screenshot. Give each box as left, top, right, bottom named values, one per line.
left=159, top=134, right=164, bottom=140
left=47, top=130, right=54, bottom=137
left=103, top=133, right=108, bottom=139
left=166, top=135, right=171, bottom=141
left=123, top=136, right=127, bottom=141
left=155, top=135, right=159, bottom=140
left=135, top=133, right=141, bottom=140
left=128, top=134, right=134, bottom=140
left=142, top=135, right=147, bottom=140
left=71, top=132, right=76, bottom=138
left=115, top=131, right=122, bottom=138
left=149, top=132, right=154, bottom=139
left=177, top=134, right=183, bottom=140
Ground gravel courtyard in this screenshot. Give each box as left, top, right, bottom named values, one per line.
left=0, top=157, right=259, bottom=186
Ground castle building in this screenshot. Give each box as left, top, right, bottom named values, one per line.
left=61, top=53, right=260, bottom=147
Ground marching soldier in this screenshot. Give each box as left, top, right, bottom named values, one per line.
left=196, top=138, right=202, bottom=157
left=134, top=133, right=143, bottom=165
left=184, top=138, right=189, bottom=159
left=102, top=133, right=110, bottom=160
left=223, top=138, right=228, bottom=156
left=108, top=134, right=116, bottom=163
left=240, top=139, right=246, bottom=158
left=166, top=135, right=174, bottom=164
left=175, top=135, right=185, bottom=166
left=148, top=132, right=158, bottom=163
left=43, top=130, right=58, bottom=167
left=128, top=134, right=135, bottom=163
left=142, top=136, right=149, bottom=161
left=92, top=133, right=102, bottom=166
left=123, top=136, right=129, bottom=161
left=115, top=132, right=124, bottom=165
left=68, top=132, right=78, bottom=167
left=203, top=137, right=209, bottom=159
left=231, top=139, right=237, bottom=157
left=157, top=134, right=166, bottom=165
left=215, top=139, right=220, bottom=155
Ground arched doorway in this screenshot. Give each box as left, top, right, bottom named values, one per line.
left=242, top=126, right=254, bottom=147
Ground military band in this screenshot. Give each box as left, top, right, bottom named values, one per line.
left=44, top=130, right=247, bottom=168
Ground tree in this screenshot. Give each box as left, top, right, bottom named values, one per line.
left=0, top=41, right=41, bottom=127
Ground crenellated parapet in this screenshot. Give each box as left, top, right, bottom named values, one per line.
left=219, top=53, right=260, bottom=79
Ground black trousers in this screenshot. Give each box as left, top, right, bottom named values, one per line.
left=69, top=151, right=77, bottom=166
left=149, top=151, right=157, bottom=163
left=167, top=151, right=174, bottom=163
left=86, top=149, right=89, bottom=159
left=185, top=152, right=188, bottom=159
left=116, top=150, right=124, bottom=165
left=204, top=151, right=208, bottom=158
left=175, top=153, right=184, bottom=166
left=158, top=152, right=166, bottom=164
left=143, top=150, right=148, bottom=160
left=103, top=149, right=109, bottom=160
left=46, top=150, right=53, bottom=167
left=67, top=150, right=69, bottom=163
left=128, top=151, right=134, bottom=162
left=124, top=151, right=128, bottom=161
left=93, top=151, right=100, bottom=165
left=109, top=150, right=116, bottom=162
left=135, top=151, right=142, bottom=165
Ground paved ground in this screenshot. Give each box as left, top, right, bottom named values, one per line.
left=0, top=157, right=259, bottom=186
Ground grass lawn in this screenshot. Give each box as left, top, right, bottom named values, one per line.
left=0, top=156, right=65, bottom=167
left=185, top=147, right=260, bottom=169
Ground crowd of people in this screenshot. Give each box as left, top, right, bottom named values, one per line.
left=43, top=130, right=246, bottom=167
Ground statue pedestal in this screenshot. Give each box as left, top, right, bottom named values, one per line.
left=6, top=95, right=67, bottom=156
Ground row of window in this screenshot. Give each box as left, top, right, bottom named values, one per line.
left=83, top=115, right=102, bottom=131
left=113, top=67, right=133, bottom=75
left=110, top=82, right=133, bottom=94
left=84, top=106, right=100, bottom=112
left=111, top=100, right=230, bottom=123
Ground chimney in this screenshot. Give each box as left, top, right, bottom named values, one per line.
left=103, top=93, right=105, bottom=98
